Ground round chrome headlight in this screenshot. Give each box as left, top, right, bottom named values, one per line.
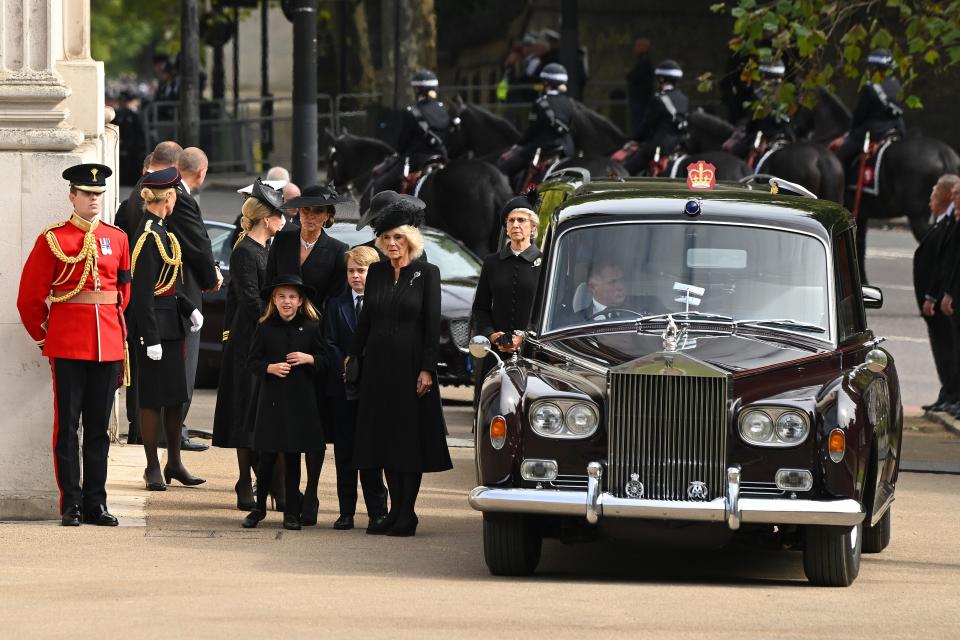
left=531, top=403, right=564, bottom=436
left=739, top=410, right=774, bottom=444
left=565, top=404, right=599, bottom=437
left=776, top=411, right=809, bottom=444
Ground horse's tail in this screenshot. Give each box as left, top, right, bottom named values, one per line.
left=935, top=140, right=960, bottom=175
left=815, top=147, right=845, bottom=204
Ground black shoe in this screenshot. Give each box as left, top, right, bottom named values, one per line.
left=180, top=436, right=209, bottom=452
left=143, top=469, right=166, bottom=491
left=924, top=402, right=943, bottom=412
left=82, top=505, right=118, bottom=526
left=282, top=514, right=302, bottom=530
left=301, top=497, right=319, bottom=527
left=61, top=505, right=81, bottom=527
left=163, top=465, right=206, bottom=486
left=366, top=513, right=395, bottom=535
left=241, top=509, right=266, bottom=529
left=386, top=514, right=419, bottom=537
left=333, top=514, right=354, bottom=530
left=235, top=481, right=256, bottom=511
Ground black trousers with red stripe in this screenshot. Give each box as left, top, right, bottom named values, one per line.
left=51, top=358, right=120, bottom=513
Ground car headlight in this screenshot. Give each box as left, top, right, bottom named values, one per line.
left=529, top=400, right=600, bottom=439
left=739, top=410, right=774, bottom=444
left=530, top=403, right=564, bottom=436
left=566, top=404, right=599, bottom=436
left=739, top=407, right=810, bottom=447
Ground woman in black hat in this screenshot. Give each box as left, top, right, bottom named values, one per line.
left=212, top=179, right=287, bottom=509
left=347, top=191, right=452, bottom=537
left=266, top=183, right=352, bottom=524
left=470, top=190, right=543, bottom=402
left=129, top=167, right=206, bottom=491
left=241, top=275, right=329, bottom=530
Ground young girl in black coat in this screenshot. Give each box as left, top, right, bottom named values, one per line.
left=241, top=275, right=329, bottom=530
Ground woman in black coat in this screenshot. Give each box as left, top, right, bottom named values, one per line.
left=129, top=167, right=205, bottom=491
left=348, top=192, right=453, bottom=537
left=266, top=183, right=352, bottom=524
left=241, top=275, right=329, bottom=530
left=212, top=180, right=286, bottom=510
left=471, top=191, right=543, bottom=401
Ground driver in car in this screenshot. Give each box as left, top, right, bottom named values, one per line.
left=582, top=260, right=649, bottom=321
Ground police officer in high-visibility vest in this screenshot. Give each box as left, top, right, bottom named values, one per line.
left=17, top=164, right=131, bottom=527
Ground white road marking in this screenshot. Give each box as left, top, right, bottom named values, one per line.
left=884, top=335, right=928, bottom=344
left=872, top=283, right=915, bottom=292
left=866, top=247, right=913, bottom=260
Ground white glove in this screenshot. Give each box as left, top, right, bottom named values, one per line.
left=146, top=344, right=162, bottom=361
left=189, top=309, right=204, bottom=333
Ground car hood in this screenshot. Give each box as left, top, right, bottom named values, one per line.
left=548, top=331, right=827, bottom=374
left=441, top=279, right=477, bottom=316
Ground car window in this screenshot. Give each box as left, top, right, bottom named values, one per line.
left=834, top=229, right=866, bottom=340
left=544, top=222, right=830, bottom=336
left=422, top=232, right=481, bottom=280
left=206, top=224, right=234, bottom=267
left=326, top=224, right=374, bottom=248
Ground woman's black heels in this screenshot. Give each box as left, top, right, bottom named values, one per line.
left=282, top=514, right=302, bottom=530
left=235, top=481, right=256, bottom=511
left=163, top=465, right=206, bottom=487
left=143, top=469, right=166, bottom=492
left=300, top=496, right=319, bottom=527
left=366, top=512, right=399, bottom=535
left=241, top=509, right=266, bottom=529
left=386, top=514, right=419, bottom=537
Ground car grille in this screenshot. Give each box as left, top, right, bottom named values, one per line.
left=449, top=318, right=470, bottom=348
left=607, top=369, right=728, bottom=501
left=740, top=481, right=785, bottom=497
left=547, top=474, right=588, bottom=490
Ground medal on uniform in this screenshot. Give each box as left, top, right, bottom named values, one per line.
left=99, top=237, right=112, bottom=255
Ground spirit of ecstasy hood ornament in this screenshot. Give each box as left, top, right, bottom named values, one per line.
left=662, top=316, right=680, bottom=352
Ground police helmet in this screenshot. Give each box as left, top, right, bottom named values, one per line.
left=411, top=69, right=439, bottom=89
left=539, top=62, right=568, bottom=85
left=758, top=60, right=786, bottom=78
left=866, top=48, right=895, bottom=69
left=654, top=59, right=683, bottom=80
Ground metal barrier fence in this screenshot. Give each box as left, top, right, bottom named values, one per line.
left=138, top=83, right=630, bottom=175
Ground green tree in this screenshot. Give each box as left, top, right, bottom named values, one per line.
left=91, top=0, right=181, bottom=77
left=701, top=0, right=960, bottom=120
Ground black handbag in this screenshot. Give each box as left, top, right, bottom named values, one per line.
left=344, top=356, right=362, bottom=401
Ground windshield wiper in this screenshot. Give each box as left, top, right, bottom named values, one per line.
left=638, top=311, right=735, bottom=323
left=735, top=318, right=827, bottom=334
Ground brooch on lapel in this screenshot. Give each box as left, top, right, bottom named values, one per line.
left=533, top=257, right=541, bottom=267
left=410, top=270, right=422, bottom=286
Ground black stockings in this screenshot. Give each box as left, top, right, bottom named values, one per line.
left=140, top=406, right=184, bottom=483
left=256, top=452, right=302, bottom=517
left=236, top=447, right=255, bottom=503
left=303, top=450, right=325, bottom=508
left=384, top=471, right=422, bottom=523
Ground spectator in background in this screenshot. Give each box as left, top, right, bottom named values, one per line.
left=115, top=89, right=147, bottom=186
left=281, top=182, right=302, bottom=226
left=265, top=166, right=291, bottom=182
left=627, top=38, right=654, bottom=134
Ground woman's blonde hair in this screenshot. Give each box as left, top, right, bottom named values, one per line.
left=240, top=196, right=278, bottom=232
left=344, top=245, right=380, bottom=267
left=140, top=186, right=176, bottom=205
left=374, top=224, right=424, bottom=259
left=505, top=208, right=539, bottom=241
left=259, top=285, right=320, bottom=323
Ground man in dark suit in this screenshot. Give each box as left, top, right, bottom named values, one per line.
left=324, top=246, right=388, bottom=533
left=579, top=260, right=656, bottom=321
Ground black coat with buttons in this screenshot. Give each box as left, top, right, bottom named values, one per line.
left=471, top=243, right=543, bottom=339
left=246, top=313, right=330, bottom=453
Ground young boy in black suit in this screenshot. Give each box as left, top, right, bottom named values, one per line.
left=324, top=246, right=388, bottom=532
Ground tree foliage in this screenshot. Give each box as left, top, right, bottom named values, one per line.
left=91, top=0, right=181, bottom=77
left=701, top=0, right=960, bottom=119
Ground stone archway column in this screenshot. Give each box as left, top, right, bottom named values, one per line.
left=0, top=0, right=115, bottom=519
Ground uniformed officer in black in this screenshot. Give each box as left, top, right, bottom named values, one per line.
left=497, top=63, right=576, bottom=183
left=724, top=60, right=795, bottom=158
left=835, top=48, right=905, bottom=177
left=623, top=59, right=689, bottom=175
left=371, top=70, right=454, bottom=196
left=470, top=190, right=543, bottom=401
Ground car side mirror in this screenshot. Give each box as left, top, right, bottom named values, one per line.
left=469, top=335, right=504, bottom=366
left=862, top=285, right=883, bottom=309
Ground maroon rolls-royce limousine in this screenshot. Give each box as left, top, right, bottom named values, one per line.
left=468, top=169, right=901, bottom=587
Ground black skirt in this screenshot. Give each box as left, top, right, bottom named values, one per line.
left=137, top=338, right=188, bottom=409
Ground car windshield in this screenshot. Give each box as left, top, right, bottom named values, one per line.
left=206, top=223, right=234, bottom=268
left=543, top=222, right=830, bottom=336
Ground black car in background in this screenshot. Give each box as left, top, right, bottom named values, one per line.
left=197, top=220, right=482, bottom=388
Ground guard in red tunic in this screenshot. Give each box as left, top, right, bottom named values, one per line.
left=17, top=163, right=131, bottom=527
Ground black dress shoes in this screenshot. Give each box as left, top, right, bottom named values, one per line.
left=282, top=514, right=302, bottom=530
left=386, top=514, right=419, bottom=537
left=366, top=514, right=394, bottom=535
left=61, top=505, right=81, bottom=527
left=301, top=497, right=319, bottom=527
left=241, top=509, right=266, bottom=529
left=83, top=505, right=119, bottom=526
left=180, top=436, right=209, bottom=452
left=163, top=465, right=206, bottom=486
left=333, top=515, right=354, bottom=530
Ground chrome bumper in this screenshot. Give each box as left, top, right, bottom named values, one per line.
left=468, top=464, right=864, bottom=530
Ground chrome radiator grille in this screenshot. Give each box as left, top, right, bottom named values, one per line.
left=449, top=318, right=470, bottom=347
left=607, top=372, right=728, bottom=501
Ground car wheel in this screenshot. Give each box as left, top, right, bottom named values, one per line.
left=803, top=523, right=862, bottom=586
left=862, top=506, right=891, bottom=553
left=482, top=513, right=542, bottom=576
